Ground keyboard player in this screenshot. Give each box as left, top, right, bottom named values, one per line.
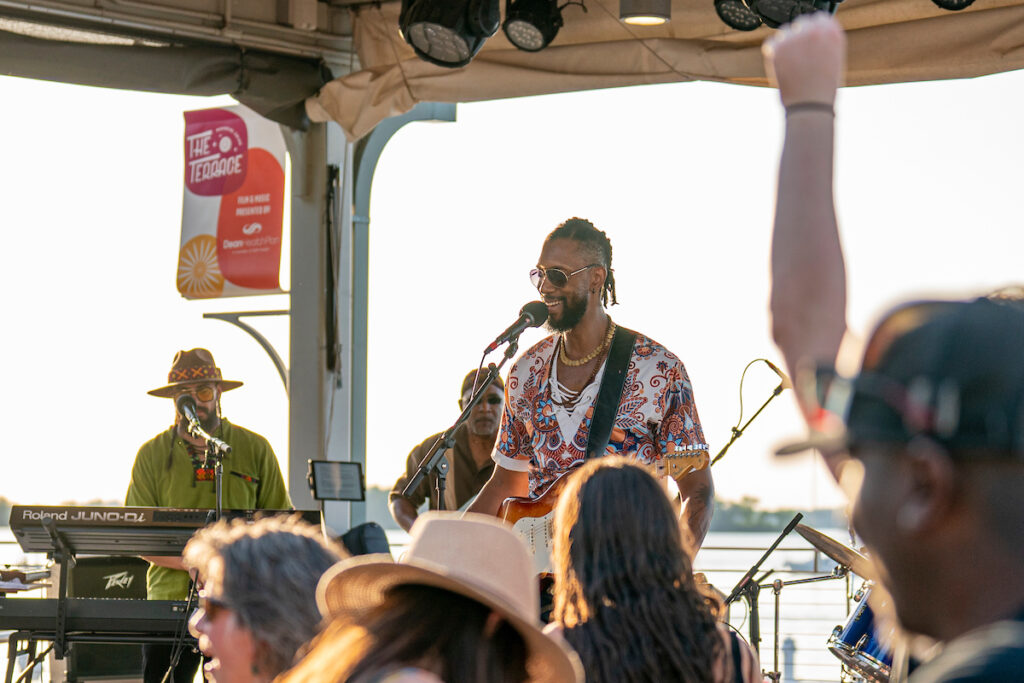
left=126, top=348, right=290, bottom=683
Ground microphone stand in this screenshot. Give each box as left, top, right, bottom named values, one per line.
left=204, top=440, right=231, bottom=522
left=711, top=380, right=786, bottom=467
left=404, top=341, right=519, bottom=511
left=724, top=513, right=803, bottom=653
left=185, top=419, right=232, bottom=522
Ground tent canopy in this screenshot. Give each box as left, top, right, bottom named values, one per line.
left=306, top=0, right=1024, bottom=139
left=3, top=0, right=1024, bottom=136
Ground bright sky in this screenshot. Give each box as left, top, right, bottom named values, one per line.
left=3, top=62, right=1023, bottom=513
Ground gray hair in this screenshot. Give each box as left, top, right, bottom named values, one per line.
left=184, top=515, right=346, bottom=676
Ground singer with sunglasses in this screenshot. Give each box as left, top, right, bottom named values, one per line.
left=126, top=348, right=291, bottom=683
left=468, top=218, right=715, bottom=558
left=389, top=369, right=505, bottom=531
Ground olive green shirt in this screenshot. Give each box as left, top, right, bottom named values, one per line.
left=125, top=418, right=291, bottom=600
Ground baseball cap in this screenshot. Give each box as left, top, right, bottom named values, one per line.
left=778, top=296, right=1024, bottom=458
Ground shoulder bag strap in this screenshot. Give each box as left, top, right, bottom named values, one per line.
left=586, top=325, right=637, bottom=459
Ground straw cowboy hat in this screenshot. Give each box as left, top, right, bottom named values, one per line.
left=317, top=512, right=583, bottom=683
left=147, top=348, right=243, bottom=398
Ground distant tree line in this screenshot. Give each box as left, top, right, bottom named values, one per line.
left=360, top=487, right=846, bottom=533
left=0, top=489, right=845, bottom=533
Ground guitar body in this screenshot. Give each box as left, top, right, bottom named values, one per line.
left=498, top=451, right=708, bottom=576
left=498, top=471, right=573, bottom=576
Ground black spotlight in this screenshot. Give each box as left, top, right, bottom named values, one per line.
left=745, top=0, right=838, bottom=28
left=399, top=0, right=501, bottom=68
left=714, top=0, right=763, bottom=30
left=503, top=0, right=564, bottom=51
left=931, top=0, right=974, bottom=9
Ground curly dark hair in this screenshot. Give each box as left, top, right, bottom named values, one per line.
left=545, top=217, right=619, bottom=307
left=552, top=457, right=723, bottom=683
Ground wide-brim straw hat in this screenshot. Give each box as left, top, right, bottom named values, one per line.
left=147, top=348, right=243, bottom=397
left=318, top=512, right=582, bottom=683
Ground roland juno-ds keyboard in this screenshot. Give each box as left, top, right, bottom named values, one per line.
left=8, top=506, right=321, bottom=555
left=0, top=597, right=191, bottom=634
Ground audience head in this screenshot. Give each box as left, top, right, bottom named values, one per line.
left=185, top=515, right=345, bottom=683
left=281, top=512, right=582, bottom=683
left=799, top=295, right=1024, bottom=637
left=551, top=457, right=722, bottom=682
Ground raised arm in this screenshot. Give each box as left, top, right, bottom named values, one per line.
left=765, top=15, right=849, bottom=427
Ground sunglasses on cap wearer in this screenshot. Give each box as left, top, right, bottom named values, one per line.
left=197, top=590, right=235, bottom=620
left=175, top=384, right=218, bottom=403
left=529, top=264, right=601, bottom=290
left=796, top=299, right=1014, bottom=455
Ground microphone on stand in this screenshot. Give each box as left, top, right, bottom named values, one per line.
left=174, top=394, right=231, bottom=466
left=484, top=301, right=549, bottom=354
left=175, top=394, right=203, bottom=439
left=764, top=360, right=792, bottom=391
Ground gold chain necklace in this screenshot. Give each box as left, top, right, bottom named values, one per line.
left=559, top=319, right=615, bottom=367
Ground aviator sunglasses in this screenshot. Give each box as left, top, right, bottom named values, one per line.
left=529, top=264, right=600, bottom=289
left=175, top=384, right=217, bottom=402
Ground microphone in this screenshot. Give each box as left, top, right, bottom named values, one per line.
left=175, top=394, right=203, bottom=439
left=764, top=359, right=792, bottom=391
left=174, top=394, right=232, bottom=464
left=484, top=301, right=549, bottom=354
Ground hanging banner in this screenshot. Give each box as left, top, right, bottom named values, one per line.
left=178, top=105, right=286, bottom=299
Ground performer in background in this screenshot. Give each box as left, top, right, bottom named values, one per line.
left=126, top=348, right=291, bottom=683
left=389, top=369, right=503, bottom=531
left=468, top=218, right=714, bottom=552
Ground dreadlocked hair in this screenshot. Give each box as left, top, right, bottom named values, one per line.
left=552, top=457, right=724, bottom=683
left=545, top=217, right=619, bottom=307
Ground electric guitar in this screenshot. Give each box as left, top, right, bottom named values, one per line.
left=498, top=450, right=709, bottom=576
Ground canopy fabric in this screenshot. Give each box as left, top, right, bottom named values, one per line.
left=305, top=0, right=1024, bottom=140
left=0, top=28, right=331, bottom=129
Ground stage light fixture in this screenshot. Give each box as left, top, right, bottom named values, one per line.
left=503, top=0, right=565, bottom=51
left=399, top=0, right=500, bottom=68
left=931, top=0, right=974, bottom=9
left=714, top=0, right=763, bottom=30
left=620, top=0, right=671, bottom=26
left=743, top=0, right=837, bottom=28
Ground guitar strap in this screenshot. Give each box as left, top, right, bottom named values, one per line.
left=585, top=325, right=637, bottom=459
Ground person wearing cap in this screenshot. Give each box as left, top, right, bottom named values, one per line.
left=766, top=14, right=1024, bottom=682
left=278, top=512, right=583, bottom=683
left=126, top=348, right=291, bottom=683
left=183, top=515, right=344, bottom=683
left=388, top=370, right=504, bottom=531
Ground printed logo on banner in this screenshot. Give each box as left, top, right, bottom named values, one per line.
left=184, top=109, right=249, bottom=197
left=179, top=105, right=285, bottom=299
left=216, top=148, right=284, bottom=290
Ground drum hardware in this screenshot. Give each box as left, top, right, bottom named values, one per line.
left=794, top=524, right=892, bottom=680
left=761, top=564, right=850, bottom=683
left=724, top=513, right=805, bottom=655
left=796, top=523, right=875, bottom=580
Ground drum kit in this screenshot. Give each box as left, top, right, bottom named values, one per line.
left=723, top=516, right=896, bottom=683
left=796, top=524, right=895, bottom=683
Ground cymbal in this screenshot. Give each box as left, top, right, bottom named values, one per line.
left=796, top=524, right=875, bottom=579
